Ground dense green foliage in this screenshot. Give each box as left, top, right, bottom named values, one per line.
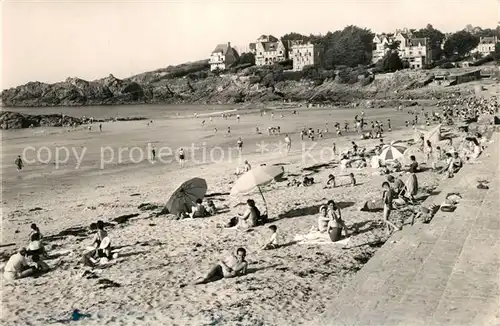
left=443, top=31, right=480, bottom=58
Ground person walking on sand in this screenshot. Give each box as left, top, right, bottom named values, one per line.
left=237, top=138, right=243, bottom=154
left=178, top=148, right=185, bottom=167
left=284, top=134, right=291, bottom=153
left=15, top=155, right=24, bottom=172
left=151, top=146, right=156, bottom=162
left=99, top=123, right=102, bottom=132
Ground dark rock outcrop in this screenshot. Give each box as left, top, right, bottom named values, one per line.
left=0, top=111, right=83, bottom=129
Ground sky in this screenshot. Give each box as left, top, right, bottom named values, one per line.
left=2, top=0, right=498, bottom=90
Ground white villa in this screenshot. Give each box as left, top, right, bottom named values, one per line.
left=372, top=30, right=432, bottom=69
left=249, top=35, right=287, bottom=66
left=472, top=36, right=498, bottom=57
left=289, top=41, right=324, bottom=71
left=209, top=42, right=239, bottom=71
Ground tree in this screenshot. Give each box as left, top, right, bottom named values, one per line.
left=474, top=28, right=497, bottom=38
left=443, top=31, right=480, bottom=58
left=385, top=40, right=401, bottom=51
left=238, top=52, right=255, bottom=65
left=494, top=43, right=500, bottom=61
left=320, top=26, right=374, bottom=68
left=381, top=51, right=403, bottom=72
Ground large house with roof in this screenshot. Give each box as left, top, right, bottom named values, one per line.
left=472, top=36, right=498, bottom=56
left=288, top=40, right=324, bottom=71
left=209, top=42, right=239, bottom=71
left=249, top=35, right=287, bottom=66
left=372, top=30, right=432, bottom=69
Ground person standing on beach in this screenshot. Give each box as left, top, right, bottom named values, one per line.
left=151, top=146, right=156, bottom=162
left=15, top=155, right=24, bottom=172
left=284, top=134, right=291, bottom=153
left=382, top=182, right=400, bottom=234
left=237, top=114, right=240, bottom=123
left=227, top=126, right=231, bottom=137
left=99, top=123, right=102, bottom=132
left=178, top=148, right=185, bottom=167
left=237, top=138, right=243, bottom=154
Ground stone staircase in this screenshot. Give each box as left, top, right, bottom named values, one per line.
left=312, top=132, right=500, bottom=326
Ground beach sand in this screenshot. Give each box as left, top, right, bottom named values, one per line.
left=1, top=105, right=445, bottom=325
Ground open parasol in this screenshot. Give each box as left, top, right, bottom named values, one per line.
left=230, top=165, right=284, bottom=213
left=379, top=142, right=408, bottom=162
left=166, top=177, right=208, bottom=215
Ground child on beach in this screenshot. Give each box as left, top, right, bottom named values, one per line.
left=349, top=173, right=356, bottom=186
left=262, top=225, right=279, bottom=250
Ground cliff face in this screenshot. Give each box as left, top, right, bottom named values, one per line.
left=1, top=60, right=452, bottom=108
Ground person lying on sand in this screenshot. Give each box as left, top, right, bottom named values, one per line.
left=193, top=248, right=248, bottom=285
left=302, top=176, right=314, bottom=186
left=3, top=248, right=37, bottom=281
left=262, top=225, right=279, bottom=250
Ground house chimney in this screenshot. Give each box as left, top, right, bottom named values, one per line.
left=228, top=42, right=231, bottom=48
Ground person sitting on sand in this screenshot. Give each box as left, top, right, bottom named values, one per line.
left=451, top=152, right=463, bottom=173
left=326, top=200, right=350, bottom=242
left=83, top=220, right=112, bottom=266
left=189, top=199, right=208, bottom=218
left=262, top=225, right=279, bottom=250
left=29, top=223, right=42, bottom=241
left=26, top=233, right=50, bottom=272
left=316, top=205, right=330, bottom=233
left=326, top=174, right=336, bottom=188
left=207, top=200, right=217, bottom=216
left=3, top=248, right=37, bottom=281
left=233, top=199, right=262, bottom=229
left=193, top=248, right=248, bottom=285
left=349, top=173, right=356, bottom=186
left=340, top=156, right=351, bottom=171
left=387, top=175, right=406, bottom=198
left=302, top=176, right=314, bottom=186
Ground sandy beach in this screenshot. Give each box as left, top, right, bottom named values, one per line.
left=0, top=104, right=465, bottom=325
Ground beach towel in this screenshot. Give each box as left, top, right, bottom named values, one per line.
left=294, top=232, right=351, bottom=246
left=359, top=199, right=384, bottom=212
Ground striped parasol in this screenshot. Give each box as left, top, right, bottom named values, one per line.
left=379, top=142, right=408, bottom=162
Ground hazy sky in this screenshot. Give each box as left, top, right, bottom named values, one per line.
left=2, top=0, right=498, bottom=89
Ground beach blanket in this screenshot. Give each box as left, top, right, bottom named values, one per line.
left=294, top=232, right=351, bottom=246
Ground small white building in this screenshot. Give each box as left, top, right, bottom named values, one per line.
left=372, top=34, right=393, bottom=63
left=209, top=42, right=239, bottom=71
left=473, top=36, right=498, bottom=56
left=290, top=42, right=324, bottom=71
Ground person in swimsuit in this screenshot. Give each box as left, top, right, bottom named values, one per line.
left=237, top=138, right=243, bottom=153
left=178, top=148, right=185, bottom=167
left=326, top=200, right=349, bottom=242
left=316, top=205, right=330, bottom=232
left=15, top=155, right=24, bottom=172
left=284, top=134, right=291, bottom=153
left=193, top=248, right=248, bottom=285
left=83, top=220, right=111, bottom=266
left=382, top=182, right=400, bottom=234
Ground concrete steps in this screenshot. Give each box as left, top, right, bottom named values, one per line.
left=312, top=133, right=500, bottom=326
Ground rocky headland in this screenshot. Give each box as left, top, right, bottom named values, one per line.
left=3, top=60, right=495, bottom=109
